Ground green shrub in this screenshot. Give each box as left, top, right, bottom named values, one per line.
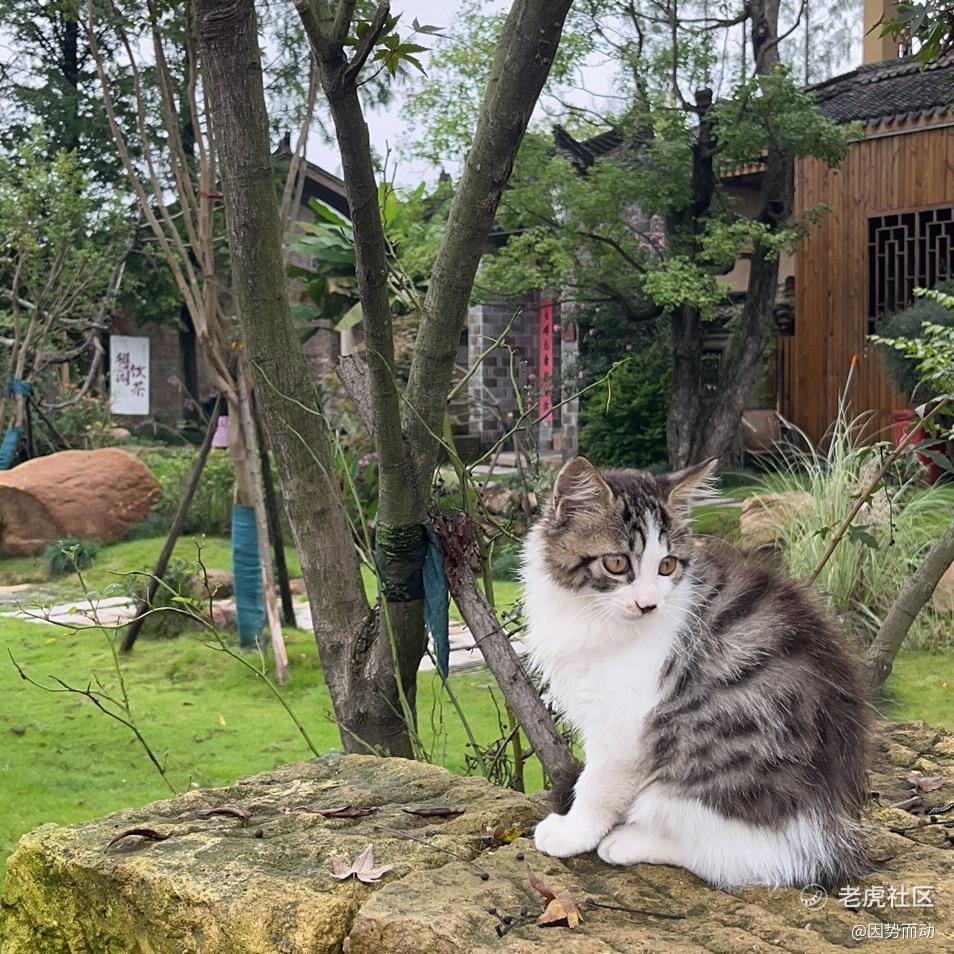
left=124, top=558, right=201, bottom=640
left=490, top=539, right=523, bottom=582
left=50, top=389, right=116, bottom=449
left=752, top=420, right=954, bottom=649
left=142, top=447, right=236, bottom=536
left=874, top=280, right=954, bottom=400
left=43, top=538, right=98, bottom=577
left=579, top=336, right=670, bottom=469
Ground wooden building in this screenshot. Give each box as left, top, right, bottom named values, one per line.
left=550, top=35, right=954, bottom=453
left=782, top=55, right=954, bottom=441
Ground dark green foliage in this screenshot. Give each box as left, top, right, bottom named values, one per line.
left=882, top=1, right=954, bottom=64
left=0, top=1, right=137, bottom=187
left=576, top=307, right=670, bottom=469
left=875, top=280, right=954, bottom=400
left=43, top=538, right=98, bottom=577
left=124, top=558, right=200, bottom=640
left=143, top=448, right=236, bottom=536
left=579, top=351, right=670, bottom=469
left=490, top=540, right=523, bottom=583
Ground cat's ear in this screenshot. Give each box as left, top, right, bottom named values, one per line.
left=552, top=456, right=611, bottom=524
left=659, top=458, right=719, bottom=513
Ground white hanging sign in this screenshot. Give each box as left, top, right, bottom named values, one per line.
left=110, top=335, right=150, bottom=415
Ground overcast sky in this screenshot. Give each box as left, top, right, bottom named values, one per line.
left=302, top=0, right=510, bottom=184
left=303, top=0, right=863, bottom=186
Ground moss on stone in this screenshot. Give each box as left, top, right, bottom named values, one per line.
left=3, top=727, right=953, bottom=953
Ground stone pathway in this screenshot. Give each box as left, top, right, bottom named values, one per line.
left=0, top=583, right=517, bottom=674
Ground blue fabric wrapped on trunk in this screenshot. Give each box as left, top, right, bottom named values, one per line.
left=423, top=528, right=450, bottom=678
left=231, top=504, right=265, bottom=649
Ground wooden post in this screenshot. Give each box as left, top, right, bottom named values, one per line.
left=122, top=396, right=222, bottom=652
left=254, top=400, right=297, bottom=627
left=237, top=362, right=290, bottom=684
left=24, top=399, right=36, bottom=459
left=28, top=397, right=72, bottom=451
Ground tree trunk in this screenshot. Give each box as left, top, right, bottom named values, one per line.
left=667, top=306, right=703, bottom=468
left=311, top=43, right=429, bottom=750
left=197, top=0, right=415, bottom=756
left=696, top=240, right=785, bottom=463
left=865, top=520, right=954, bottom=687
left=679, top=0, right=792, bottom=466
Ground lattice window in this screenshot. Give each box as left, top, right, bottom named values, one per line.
left=868, top=206, right=954, bottom=332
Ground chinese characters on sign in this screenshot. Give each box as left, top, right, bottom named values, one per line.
left=109, top=335, right=150, bottom=416
left=538, top=298, right=554, bottom=423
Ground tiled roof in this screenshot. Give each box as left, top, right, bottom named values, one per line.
left=809, top=56, right=954, bottom=127
left=555, top=57, right=954, bottom=168
left=552, top=125, right=626, bottom=168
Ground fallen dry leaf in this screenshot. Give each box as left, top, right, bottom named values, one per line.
left=329, top=843, right=394, bottom=884
left=106, top=828, right=172, bottom=849
left=906, top=771, right=945, bottom=793
left=480, top=822, right=526, bottom=846
left=313, top=805, right=376, bottom=819
left=527, top=866, right=583, bottom=928
left=401, top=806, right=463, bottom=818
left=197, top=805, right=251, bottom=826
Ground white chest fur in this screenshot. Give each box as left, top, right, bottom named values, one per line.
left=521, top=533, right=682, bottom=761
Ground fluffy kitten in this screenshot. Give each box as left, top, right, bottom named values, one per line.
left=522, top=456, right=869, bottom=889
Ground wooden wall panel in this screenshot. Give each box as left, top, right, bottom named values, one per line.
left=784, top=123, right=954, bottom=444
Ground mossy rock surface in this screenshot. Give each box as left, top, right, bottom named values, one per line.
left=3, top=724, right=953, bottom=953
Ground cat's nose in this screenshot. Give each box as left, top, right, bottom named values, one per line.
left=635, top=601, right=657, bottom=614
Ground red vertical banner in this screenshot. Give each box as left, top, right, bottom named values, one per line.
left=539, top=298, right=554, bottom=421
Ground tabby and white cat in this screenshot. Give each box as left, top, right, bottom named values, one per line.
left=523, top=456, right=869, bottom=889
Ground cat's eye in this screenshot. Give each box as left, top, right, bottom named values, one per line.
left=658, top=556, right=678, bottom=576
left=601, top=554, right=630, bottom=575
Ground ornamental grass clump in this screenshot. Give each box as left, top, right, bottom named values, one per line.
left=752, top=417, right=954, bottom=649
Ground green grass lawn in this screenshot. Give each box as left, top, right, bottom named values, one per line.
left=0, top=534, right=521, bottom=619
left=0, top=615, right=534, bottom=881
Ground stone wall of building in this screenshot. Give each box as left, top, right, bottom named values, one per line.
left=466, top=296, right=578, bottom=461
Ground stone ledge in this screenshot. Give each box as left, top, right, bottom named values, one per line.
left=2, top=723, right=952, bottom=953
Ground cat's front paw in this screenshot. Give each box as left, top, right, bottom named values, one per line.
left=534, top=812, right=602, bottom=858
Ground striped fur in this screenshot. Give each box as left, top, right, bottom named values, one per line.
left=522, top=457, right=870, bottom=888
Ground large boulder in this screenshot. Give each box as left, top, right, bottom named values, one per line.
left=0, top=449, right=161, bottom=556
left=2, top=723, right=952, bottom=953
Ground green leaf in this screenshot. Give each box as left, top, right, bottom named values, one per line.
left=306, top=197, right=352, bottom=230
left=918, top=449, right=954, bottom=472
left=410, top=18, right=444, bottom=35
left=401, top=53, right=426, bottom=75
left=291, top=301, right=320, bottom=323
left=847, top=525, right=879, bottom=550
